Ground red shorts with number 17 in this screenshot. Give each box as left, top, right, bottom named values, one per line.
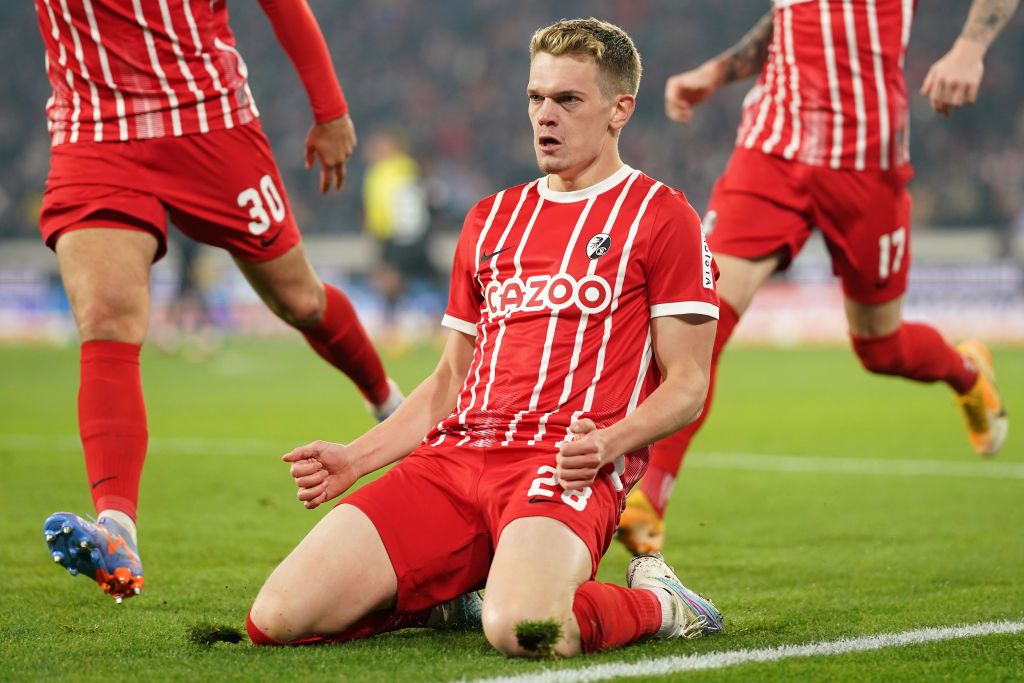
left=341, top=443, right=621, bottom=614
left=39, top=120, right=300, bottom=262
left=705, top=148, right=914, bottom=305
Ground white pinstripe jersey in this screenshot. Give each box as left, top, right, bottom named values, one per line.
left=34, top=0, right=258, bottom=147
left=737, top=0, right=917, bottom=171
left=432, top=166, right=720, bottom=494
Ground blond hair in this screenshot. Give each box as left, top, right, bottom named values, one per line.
left=530, top=18, right=642, bottom=98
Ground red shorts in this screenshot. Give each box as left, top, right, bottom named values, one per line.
left=39, top=121, right=300, bottom=263
left=705, top=147, right=914, bottom=305
left=341, top=444, right=621, bottom=614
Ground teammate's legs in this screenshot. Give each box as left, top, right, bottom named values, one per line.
left=621, top=149, right=813, bottom=555
left=41, top=227, right=158, bottom=599
left=56, top=228, right=157, bottom=526
left=846, top=295, right=975, bottom=390
left=635, top=252, right=777, bottom=523
left=233, top=245, right=393, bottom=408
left=844, top=296, right=1005, bottom=455
left=156, top=122, right=394, bottom=412
left=815, top=169, right=1005, bottom=456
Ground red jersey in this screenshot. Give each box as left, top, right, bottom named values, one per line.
left=736, top=0, right=916, bottom=171
left=34, top=0, right=346, bottom=147
left=432, top=166, right=720, bottom=494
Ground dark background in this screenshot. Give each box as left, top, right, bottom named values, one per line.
left=1, top=1, right=1022, bottom=242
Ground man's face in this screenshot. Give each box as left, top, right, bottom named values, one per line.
left=528, top=52, right=621, bottom=177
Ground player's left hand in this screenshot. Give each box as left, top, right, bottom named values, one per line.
left=305, top=114, right=357, bottom=194
left=556, top=419, right=616, bottom=491
left=921, top=39, right=985, bottom=117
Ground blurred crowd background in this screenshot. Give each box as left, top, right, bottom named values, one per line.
left=1, top=1, right=1022, bottom=347
left=1, top=1, right=1022, bottom=241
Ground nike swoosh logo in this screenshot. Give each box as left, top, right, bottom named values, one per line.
left=260, top=230, right=282, bottom=248
left=528, top=497, right=561, bottom=505
left=91, top=476, right=117, bottom=490
left=480, top=246, right=512, bottom=263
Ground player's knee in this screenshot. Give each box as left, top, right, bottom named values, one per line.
left=482, top=601, right=573, bottom=658
left=76, top=296, right=147, bottom=344
left=267, top=285, right=325, bottom=328
left=248, top=592, right=305, bottom=645
left=851, top=334, right=904, bottom=376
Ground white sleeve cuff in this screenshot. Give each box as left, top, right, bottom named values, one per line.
left=649, top=301, right=720, bottom=320
left=441, top=314, right=478, bottom=336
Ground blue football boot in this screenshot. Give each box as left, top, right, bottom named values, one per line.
left=44, top=512, right=143, bottom=603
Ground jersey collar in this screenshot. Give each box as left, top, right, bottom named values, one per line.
left=537, top=164, right=635, bottom=204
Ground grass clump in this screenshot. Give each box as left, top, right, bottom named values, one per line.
left=515, top=618, right=562, bottom=658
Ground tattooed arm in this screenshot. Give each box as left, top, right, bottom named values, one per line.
left=665, top=11, right=774, bottom=124
left=716, top=11, right=776, bottom=84
left=960, top=0, right=1020, bottom=47
left=920, top=0, right=1020, bottom=116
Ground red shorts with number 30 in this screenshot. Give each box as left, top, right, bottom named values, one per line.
left=340, top=443, right=621, bottom=614
left=39, top=120, right=300, bottom=262
left=704, top=147, right=914, bottom=305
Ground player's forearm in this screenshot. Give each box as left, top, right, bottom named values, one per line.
left=707, top=11, right=774, bottom=86
left=959, top=0, right=1019, bottom=50
left=600, top=368, right=710, bottom=461
left=257, top=0, right=348, bottom=123
left=346, top=370, right=461, bottom=475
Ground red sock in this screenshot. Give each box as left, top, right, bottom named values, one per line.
left=246, top=608, right=432, bottom=646
left=850, top=322, right=978, bottom=394
left=641, top=300, right=740, bottom=517
left=300, top=283, right=390, bottom=405
left=79, top=340, right=147, bottom=521
left=246, top=612, right=284, bottom=645
left=572, top=582, right=662, bottom=653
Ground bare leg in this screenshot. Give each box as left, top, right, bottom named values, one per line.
left=234, top=243, right=326, bottom=327
left=235, top=244, right=392, bottom=407
left=843, top=295, right=903, bottom=337
left=44, top=227, right=157, bottom=600
left=248, top=504, right=398, bottom=642
left=483, top=517, right=592, bottom=657
left=714, top=251, right=784, bottom=316
left=57, top=228, right=157, bottom=344
left=56, top=228, right=157, bottom=518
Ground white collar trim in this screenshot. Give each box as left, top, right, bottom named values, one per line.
left=536, top=165, right=635, bottom=203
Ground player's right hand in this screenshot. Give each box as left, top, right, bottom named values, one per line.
left=305, top=114, right=358, bottom=194
left=920, top=39, right=986, bottom=117
left=665, top=62, right=723, bottom=124
left=282, top=440, right=360, bottom=509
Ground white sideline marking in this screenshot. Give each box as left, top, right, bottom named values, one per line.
left=4, top=434, right=1022, bottom=480
left=465, top=620, right=1024, bottom=683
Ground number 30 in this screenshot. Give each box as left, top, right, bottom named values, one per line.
left=237, top=174, right=286, bottom=236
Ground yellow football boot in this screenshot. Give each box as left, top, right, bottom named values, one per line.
left=955, top=340, right=1008, bottom=457
left=616, top=488, right=664, bottom=556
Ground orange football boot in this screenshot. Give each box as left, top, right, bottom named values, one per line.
left=616, top=488, right=665, bottom=556
left=955, top=340, right=1008, bottom=457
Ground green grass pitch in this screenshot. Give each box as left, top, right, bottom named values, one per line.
left=0, top=341, right=1021, bottom=681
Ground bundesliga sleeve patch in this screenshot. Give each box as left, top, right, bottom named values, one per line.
left=701, top=234, right=714, bottom=290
